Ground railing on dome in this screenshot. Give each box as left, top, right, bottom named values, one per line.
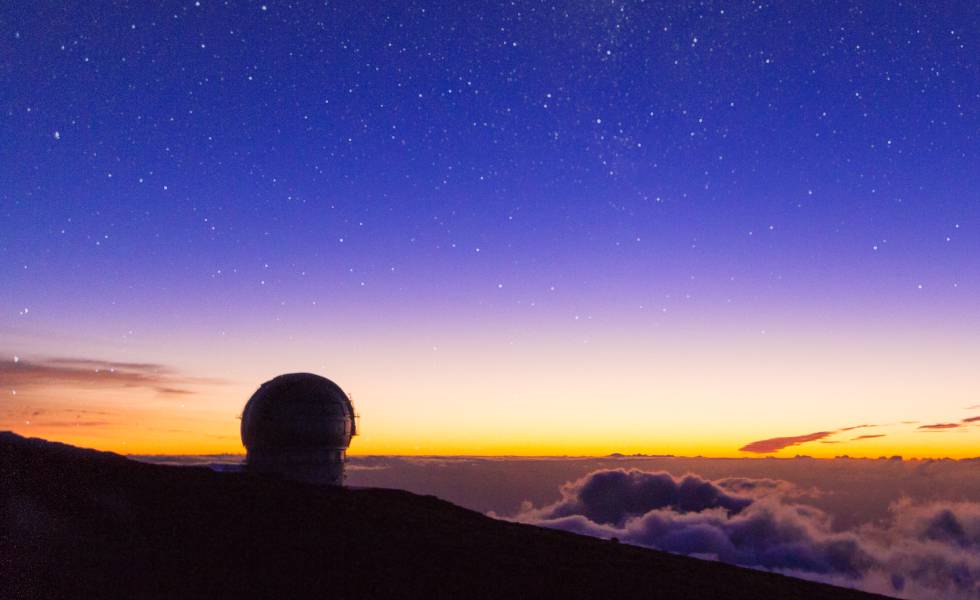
left=347, top=392, right=360, bottom=436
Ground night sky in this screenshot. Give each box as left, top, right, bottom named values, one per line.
left=2, top=2, right=978, bottom=456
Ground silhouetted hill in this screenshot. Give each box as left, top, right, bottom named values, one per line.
left=0, top=432, right=892, bottom=600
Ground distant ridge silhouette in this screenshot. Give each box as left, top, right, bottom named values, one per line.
left=0, top=432, right=893, bottom=600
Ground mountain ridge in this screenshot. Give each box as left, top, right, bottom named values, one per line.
left=0, top=431, right=892, bottom=599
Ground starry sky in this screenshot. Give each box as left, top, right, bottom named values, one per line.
left=2, top=1, right=978, bottom=456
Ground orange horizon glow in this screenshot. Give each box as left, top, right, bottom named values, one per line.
left=5, top=427, right=980, bottom=460
left=7, top=409, right=979, bottom=460
left=4, top=319, right=979, bottom=460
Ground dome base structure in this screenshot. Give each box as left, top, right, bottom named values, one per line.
left=240, top=373, right=356, bottom=486
left=245, top=447, right=347, bottom=486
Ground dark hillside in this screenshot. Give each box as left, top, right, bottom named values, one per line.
left=0, top=432, right=891, bottom=600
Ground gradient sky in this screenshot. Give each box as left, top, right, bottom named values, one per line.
left=1, top=1, right=978, bottom=457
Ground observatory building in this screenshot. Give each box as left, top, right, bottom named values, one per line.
left=240, top=373, right=356, bottom=486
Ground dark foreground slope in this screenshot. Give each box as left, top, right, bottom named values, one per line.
left=1, top=432, right=890, bottom=600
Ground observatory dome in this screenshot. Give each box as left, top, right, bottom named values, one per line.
left=240, top=373, right=356, bottom=485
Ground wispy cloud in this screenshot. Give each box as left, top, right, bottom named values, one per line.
left=739, top=431, right=836, bottom=453
left=839, top=424, right=877, bottom=431
left=740, top=413, right=979, bottom=453
left=44, top=357, right=173, bottom=372
left=740, top=422, right=891, bottom=454
left=0, top=355, right=219, bottom=397
left=156, top=387, right=194, bottom=395
left=918, top=423, right=962, bottom=431
left=30, top=420, right=113, bottom=428
left=24, top=408, right=113, bottom=417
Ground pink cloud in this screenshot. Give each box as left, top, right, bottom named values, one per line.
left=839, top=424, right=877, bottom=431
left=739, top=431, right=836, bottom=453
left=0, top=355, right=221, bottom=396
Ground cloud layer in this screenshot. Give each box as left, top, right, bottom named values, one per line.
left=515, top=468, right=980, bottom=599
left=740, top=413, right=977, bottom=454
left=738, top=431, right=835, bottom=453
left=0, top=355, right=217, bottom=397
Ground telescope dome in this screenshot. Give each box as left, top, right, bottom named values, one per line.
left=240, top=373, right=356, bottom=485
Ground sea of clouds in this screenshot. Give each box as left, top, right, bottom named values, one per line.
left=138, top=453, right=980, bottom=598
left=511, top=468, right=979, bottom=599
